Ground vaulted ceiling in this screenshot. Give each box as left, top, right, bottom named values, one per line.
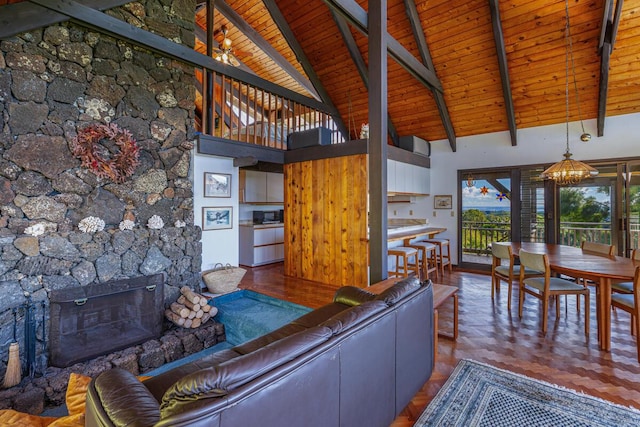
left=2, top=0, right=638, bottom=151
left=197, top=0, right=640, bottom=149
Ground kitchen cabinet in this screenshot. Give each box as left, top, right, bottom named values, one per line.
left=387, top=159, right=397, bottom=193
left=239, top=224, right=285, bottom=266
left=240, top=170, right=284, bottom=204
left=387, top=160, right=429, bottom=195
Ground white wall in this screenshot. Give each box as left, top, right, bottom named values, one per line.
left=193, top=113, right=640, bottom=272
left=192, top=153, right=239, bottom=271
left=426, top=112, right=640, bottom=265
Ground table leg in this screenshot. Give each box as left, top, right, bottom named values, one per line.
left=602, top=278, right=612, bottom=352
left=434, top=309, right=439, bottom=361
left=453, top=293, right=458, bottom=340
left=596, top=281, right=602, bottom=349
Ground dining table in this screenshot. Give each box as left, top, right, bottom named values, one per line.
left=509, top=242, right=640, bottom=352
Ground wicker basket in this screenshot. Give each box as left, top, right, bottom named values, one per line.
left=202, top=263, right=246, bottom=294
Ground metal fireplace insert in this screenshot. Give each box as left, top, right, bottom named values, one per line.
left=49, top=273, right=164, bottom=368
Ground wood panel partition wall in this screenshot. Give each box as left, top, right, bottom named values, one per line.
left=284, top=154, right=369, bottom=287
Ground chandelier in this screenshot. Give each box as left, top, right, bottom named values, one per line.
left=540, top=0, right=598, bottom=186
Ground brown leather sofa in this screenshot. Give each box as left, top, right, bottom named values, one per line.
left=85, top=277, right=434, bottom=427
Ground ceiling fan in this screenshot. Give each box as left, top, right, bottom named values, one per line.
left=213, top=25, right=241, bottom=66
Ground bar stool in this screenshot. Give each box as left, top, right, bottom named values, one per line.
left=407, top=241, right=438, bottom=281
left=423, top=238, right=452, bottom=276
left=388, top=247, right=420, bottom=278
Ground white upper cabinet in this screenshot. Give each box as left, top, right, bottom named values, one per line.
left=387, top=160, right=429, bottom=195
left=387, top=159, right=397, bottom=193
left=266, top=172, right=284, bottom=203
left=241, top=170, right=284, bottom=204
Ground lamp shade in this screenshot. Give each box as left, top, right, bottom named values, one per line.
left=540, top=150, right=599, bottom=185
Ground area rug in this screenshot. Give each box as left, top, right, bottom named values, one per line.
left=415, top=359, right=640, bottom=426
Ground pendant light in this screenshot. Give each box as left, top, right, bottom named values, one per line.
left=540, top=0, right=598, bottom=185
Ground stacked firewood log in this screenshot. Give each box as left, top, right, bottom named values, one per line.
left=165, top=286, right=218, bottom=328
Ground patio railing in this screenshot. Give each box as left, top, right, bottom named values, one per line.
left=461, top=220, right=640, bottom=260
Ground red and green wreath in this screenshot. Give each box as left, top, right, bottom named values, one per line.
left=72, top=122, right=140, bottom=183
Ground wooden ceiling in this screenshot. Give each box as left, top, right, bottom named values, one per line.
left=3, top=0, right=637, bottom=148
left=197, top=0, right=640, bottom=147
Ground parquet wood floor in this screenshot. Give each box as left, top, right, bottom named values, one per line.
left=239, top=263, right=640, bottom=426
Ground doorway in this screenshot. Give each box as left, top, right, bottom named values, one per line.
left=621, top=160, right=640, bottom=256
left=459, top=170, right=514, bottom=267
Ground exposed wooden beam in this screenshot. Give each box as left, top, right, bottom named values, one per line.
left=598, top=41, right=611, bottom=137
left=198, top=134, right=284, bottom=164
left=26, top=0, right=334, bottom=116
left=322, top=0, right=443, bottom=93
left=611, top=0, right=624, bottom=49
left=597, top=0, right=623, bottom=137
left=284, top=139, right=368, bottom=164
left=214, top=0, right=320, bottom=100
left=332, top=11, right=399, bottom=145
left=403, top=0, right=456, bottom=152
left=489, top=0, right=517, bottom=146
left=368, top=0, right=389, bottom=284
left=599, top=0, right=613, bottom=54
left=0, top=0, right=129, bottom=39
left=204, top=0, right=215, bottom=135
left=233, top=156, right=258, bottom=168
left=261, top=1, right=349, bottom=143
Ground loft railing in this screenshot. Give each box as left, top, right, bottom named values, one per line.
left=196, top=70, right=345, bottom=149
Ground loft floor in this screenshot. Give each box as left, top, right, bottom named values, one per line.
left=238, top=263, right=640, bottom=426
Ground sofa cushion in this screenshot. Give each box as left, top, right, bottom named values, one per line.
left=160, top=326, right=333, bottom=417
left=93, top=369, right=160, bottom=427
left=291, top=302, right=351, bottom=328
left=333, top=286, right=376, bottom=306
left=233, top=323, right=307, bottom=355
left=375, top=277, right=422, bottom=305
left=320, top=300, right=388, bottom=334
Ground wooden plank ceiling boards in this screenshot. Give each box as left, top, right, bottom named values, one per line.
left=4, top=0, right=640, bottom=147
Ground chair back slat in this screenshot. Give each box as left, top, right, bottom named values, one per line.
left=491, top=242, right=512, bottom=261
left=581, top=241, right=615, bottom=256
left=632, top=249, right=640, bottom=261
left=519, top=249, right=546, bottom=274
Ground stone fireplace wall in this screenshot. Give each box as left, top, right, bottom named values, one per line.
left=0, top=0, right=200, bottom=375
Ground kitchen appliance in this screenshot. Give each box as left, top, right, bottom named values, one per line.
left=399, top=135, right=430, bottom=157
left=253, top=210, right=282, bottom=224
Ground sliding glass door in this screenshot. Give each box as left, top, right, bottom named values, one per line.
left=459, top=161, right=635, bottom=270
left=622, top=161, right=640, bottom=257
left=556, top=165, right=616, bottom=249
left=460, top=170, right=512, bottom=266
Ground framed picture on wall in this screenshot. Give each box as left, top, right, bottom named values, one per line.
left=202, top=207, right=232, bottom=230
left=204, top=172, right=231, bottom=198
left=434, top=195, right=453, bottom=209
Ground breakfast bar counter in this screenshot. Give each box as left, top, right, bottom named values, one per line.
left=387, top=226, right=446, bottom=244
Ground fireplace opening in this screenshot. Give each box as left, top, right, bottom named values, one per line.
left=49, top=273, right=165, bottom=368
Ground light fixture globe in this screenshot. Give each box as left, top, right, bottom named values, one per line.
left=540, top=149, right=599, bottom=186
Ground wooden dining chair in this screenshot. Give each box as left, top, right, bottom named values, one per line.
left=610, top=266, right=640, bottom=362
left=518, top=249, right=590, bottom=335
left=573, top=241, right=616, bottom=307
left=581, top=240, right=616, bottom=256
left=611, top=249, right=640, bottom=295
left=491, top=242, right=542, bottom=310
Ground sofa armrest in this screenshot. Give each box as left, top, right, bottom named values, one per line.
left=333, top=286, right=376, bottom=306
left=86, top=369, right=160, bottom=427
